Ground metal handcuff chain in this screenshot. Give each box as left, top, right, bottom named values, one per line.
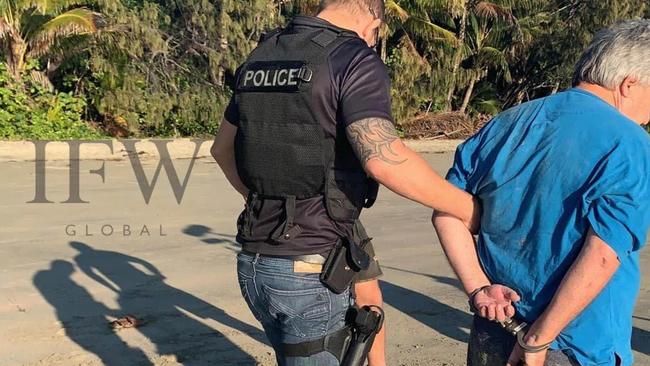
left=502, top=318, right=553, bottom=353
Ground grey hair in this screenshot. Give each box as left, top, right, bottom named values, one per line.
left=573, top=19, right=650, bottom=88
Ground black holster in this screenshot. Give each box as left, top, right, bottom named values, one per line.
left=320, top=237, right=370, bottom=294
left=281, top=306, right=384, bottom=365
left=341, top=306, right=384, bottom=366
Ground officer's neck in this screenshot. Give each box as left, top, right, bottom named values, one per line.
left=317, top=9, right=368, bottom=39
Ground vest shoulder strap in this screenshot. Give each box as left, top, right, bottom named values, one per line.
left=259, top=27, right=283, bottom=43
left=311, top=28, right=357, bottom=48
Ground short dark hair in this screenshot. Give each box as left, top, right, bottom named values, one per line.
left=318, top=0, right=385, bottom=22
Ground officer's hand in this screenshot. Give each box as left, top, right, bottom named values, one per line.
left=506, top=343, right=548, bottom=366
left=473, top=284, right=520, bottom=322
left=465, top=196, right=482, bottom=235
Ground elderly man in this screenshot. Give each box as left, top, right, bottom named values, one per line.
left=433, top=20, right=650, bottom=366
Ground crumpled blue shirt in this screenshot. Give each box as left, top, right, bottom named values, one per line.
left=447, top=88, right=650, bottom=365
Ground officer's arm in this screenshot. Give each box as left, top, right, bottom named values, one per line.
left=346, top=117, right=478, bottom=228
left=520, top=229, right=619, bottom=349
left=211, top=119, right=249, bottom=198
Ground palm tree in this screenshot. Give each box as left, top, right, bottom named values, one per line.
left=0, top=0, right=104, bottom=81
left=443, top=0, right=517, bottom=111
left=457, top=8, right=515, bottom=113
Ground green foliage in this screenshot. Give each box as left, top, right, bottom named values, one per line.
left=72, top=0, right=282, bottom=137
left=0, top=0, right=648, bottom=139
left=0, top=63, right=102, bottom=139
left=0, top=0, right=104, bottom=79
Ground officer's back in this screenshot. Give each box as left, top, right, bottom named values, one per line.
left=211, top=1, right=479, bottom=365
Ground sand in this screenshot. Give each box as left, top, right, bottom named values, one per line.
left=0, top=151, right=648, bottom=365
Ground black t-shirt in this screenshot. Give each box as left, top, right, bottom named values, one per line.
left=225, top=16, right=393, bottom=131
left=225, top=16, right=393, bottom=255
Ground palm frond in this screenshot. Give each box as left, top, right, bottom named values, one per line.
left=405, top=16, right=458, bottom=45
left=29, top=69, right=53, bottom=90
left=0, top=17, right=12, bottom=40
left=0, top=0, right=17, bottom=26
left=22, top=0, right=91, bottom=15
left=385, top=0, right=409, bottom=23
left=474, top=1, right=516, bottom=23
left=27, top=7, right=103, bottom=58
left=476, top=46, right=511, bottom=82
left=477, top=46, right=505, bottom=64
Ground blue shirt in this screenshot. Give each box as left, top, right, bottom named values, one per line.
left=447, top=88, right=650, bottom=365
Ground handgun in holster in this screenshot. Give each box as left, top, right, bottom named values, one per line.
left=341, top=305, right=385, bottom=366
left=280, top=305, right=384, bottom=366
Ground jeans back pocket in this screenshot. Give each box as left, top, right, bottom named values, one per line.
left=263, top=284, right=330, bottom=339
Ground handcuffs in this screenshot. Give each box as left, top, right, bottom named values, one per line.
left=469, top=286, right=553, bottom=353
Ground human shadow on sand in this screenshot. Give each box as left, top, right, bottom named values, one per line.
left=381, top=265, right=464, bottom=292
left=34, top=260, right=152, bottom=365
left=34, top=241, right=267, bottom=365
left=182, top=225, right=240, bottom=253
left=380, top=280, right=472, bottom=343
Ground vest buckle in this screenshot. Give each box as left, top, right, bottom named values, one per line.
left=298, top=66, right=313, bottom=83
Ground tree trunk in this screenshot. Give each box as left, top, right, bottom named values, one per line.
left=515, top=89, right=526, bottom=105
left=216, top=33, right=228, bottom=87
left=551, top=82, right=560, bottom=94
left=445, top=0, right=469, bottom=111
left=459, top=73, right=479, bottom=114
left=380, top=35, right=387, bottom=62
left=8, top=35, right=27, bottom=79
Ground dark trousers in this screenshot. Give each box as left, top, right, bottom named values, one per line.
left=467, top=316, right=580, bottom=366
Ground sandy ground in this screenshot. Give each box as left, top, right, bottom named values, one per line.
left=0, top=139, right=463, bottom=162
left=0, top=153, right=648, bottom=366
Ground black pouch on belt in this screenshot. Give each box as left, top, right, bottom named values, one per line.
left=320, top=237, right=370, bottom=294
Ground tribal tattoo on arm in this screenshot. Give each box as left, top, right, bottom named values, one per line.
left=346, top=117, right=407, bottom=166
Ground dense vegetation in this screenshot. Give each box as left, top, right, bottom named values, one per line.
left=0, top=0, right=648, bottom=139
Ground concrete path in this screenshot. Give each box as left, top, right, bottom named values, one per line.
left=1, top=153, right=648, bottom=365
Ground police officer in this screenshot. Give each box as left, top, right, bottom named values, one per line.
left=211, top=1, right=479, bottom=365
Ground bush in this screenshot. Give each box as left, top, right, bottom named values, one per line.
left=0, top=63, right=103, bottom=140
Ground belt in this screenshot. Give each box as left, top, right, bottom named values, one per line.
left=241, top=250, right=327, bottom=265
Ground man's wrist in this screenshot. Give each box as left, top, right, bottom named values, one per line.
left=467, top=284, right=491, bottom=313
left=468, top=284, right=491, bottom=299
left=524, top=320, right=557, bottom=347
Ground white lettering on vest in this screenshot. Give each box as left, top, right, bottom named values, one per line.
left=288, top=69, right=299, bottom=86
left=273, top=69, right=280, bottom=85
left=243, top=70, right=255, bottom=86
left=277, top=69, right=289, bottom=85
left=264, top=69, right=274, bottom=86
left=243, top=67, right=303, bottom=88
left=253, top=70, right=265, bottom=86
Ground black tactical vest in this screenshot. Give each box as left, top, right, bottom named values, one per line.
left=234, top=17, right=379, bottom=245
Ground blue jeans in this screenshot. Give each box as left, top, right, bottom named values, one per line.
left=237, top=252, right=353, bottom=366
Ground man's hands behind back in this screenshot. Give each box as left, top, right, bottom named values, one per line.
left=473, top=284, right=520, bottom=322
